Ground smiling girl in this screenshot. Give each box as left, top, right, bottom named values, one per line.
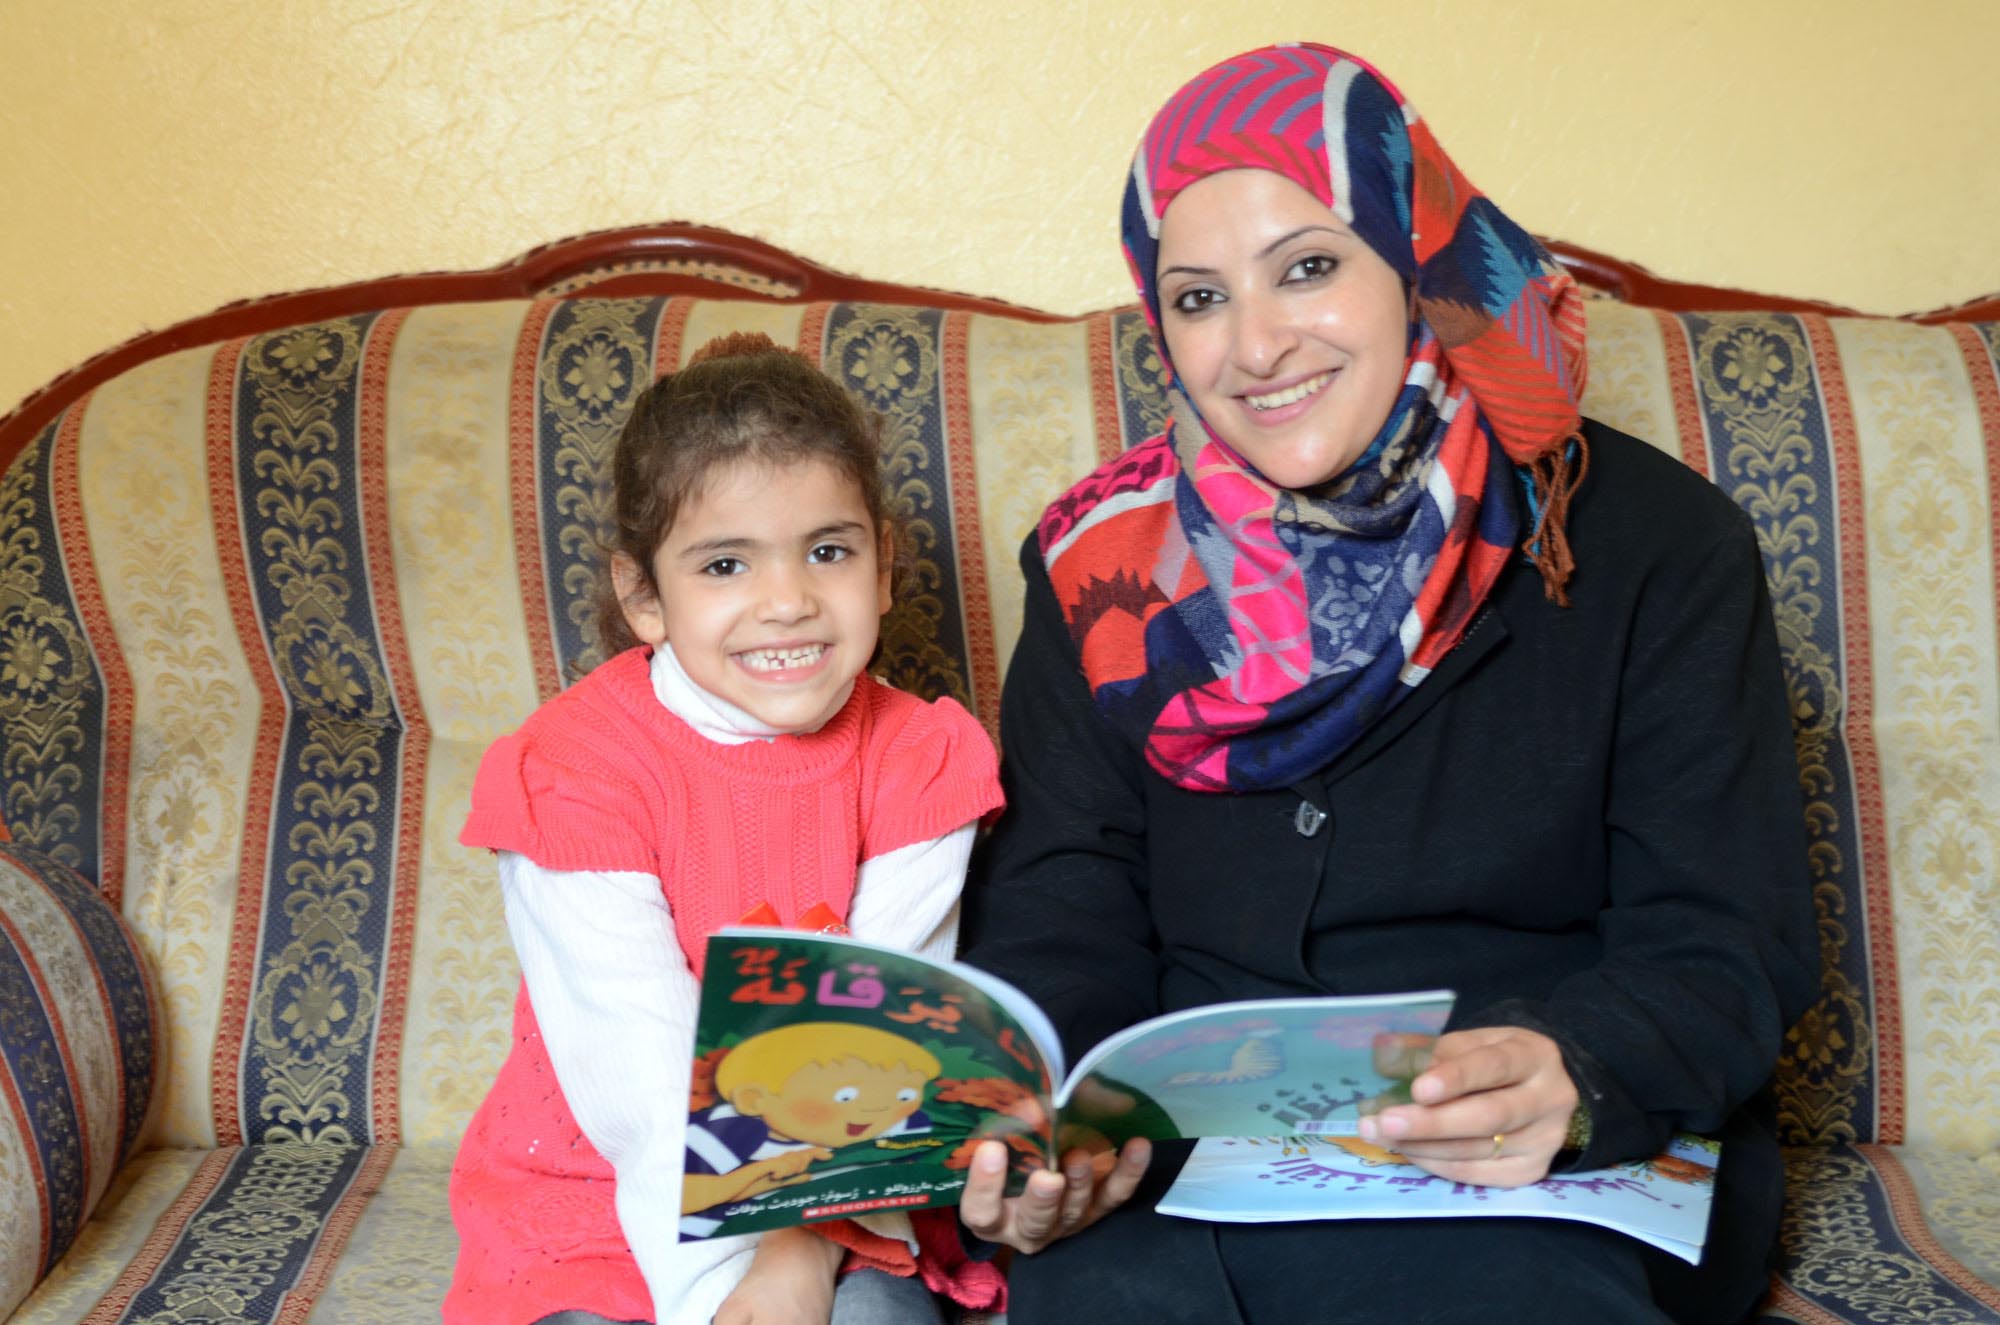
left=446, top=333, right=1004, bottom=1325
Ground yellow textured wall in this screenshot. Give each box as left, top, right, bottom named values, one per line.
left=4, top=1, right=1996, bottom=418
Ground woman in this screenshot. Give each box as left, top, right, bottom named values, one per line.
left=956, top=43, right=1816, bottom=1323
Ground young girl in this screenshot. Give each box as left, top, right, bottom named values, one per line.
left=446, top=333, right=1005, bottom=1325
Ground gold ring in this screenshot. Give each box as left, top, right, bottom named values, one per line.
left=1489, top=1132, right=1506, bottom=1160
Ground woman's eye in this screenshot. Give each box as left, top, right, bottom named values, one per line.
left=808, top=543, right=851, bottom=565
left=833, top=1086, right=860, bottom=1103
left=896, top=1087, right=919, bottom=1103
left=1170, top=287, right=1222, bottom=315
left=1284, top=254, right=1337, bottom=283
left=699, top=557, right=744, bottom=577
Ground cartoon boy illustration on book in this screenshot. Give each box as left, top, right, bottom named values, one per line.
left=681, top=1023, right=941, bottom=1230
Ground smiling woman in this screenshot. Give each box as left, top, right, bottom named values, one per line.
left=957, top=43, right=1817, bottom=1325
left=1153, top=170, right=1411, bottom=491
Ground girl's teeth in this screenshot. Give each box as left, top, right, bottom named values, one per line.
left=1247, top=371, right=1334, bottom=411
left=741, top=645, right=827, bottom=672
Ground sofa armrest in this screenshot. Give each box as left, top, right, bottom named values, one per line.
left=0, top=844, right=158, bottom=1317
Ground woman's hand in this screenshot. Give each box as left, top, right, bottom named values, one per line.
left=714, top=1226, right=843, bottom=1325
left=957, top=1136, right=1152, bottom=1253
left=1357, top=1026, right=1578, bottom=1187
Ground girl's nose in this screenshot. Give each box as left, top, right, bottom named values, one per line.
left=758, top=564, right=816, bottom=621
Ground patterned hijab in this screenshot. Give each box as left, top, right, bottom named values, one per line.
left=1039, top=43, right=1589, bottom=792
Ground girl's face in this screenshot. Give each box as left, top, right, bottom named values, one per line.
left=617, top=455, right=891, bottom=733
left=1154, top=169, right=1410, bottom=490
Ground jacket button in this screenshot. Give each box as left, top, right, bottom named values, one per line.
left=1294, top=800, right=1328, bottom=838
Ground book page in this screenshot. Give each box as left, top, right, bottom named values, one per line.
left=1157, top=1133, right=1719, bottom=1265
left=1054, top=991, right=1454, bottom=1145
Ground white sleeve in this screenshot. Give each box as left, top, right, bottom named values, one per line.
left=847, top=821, right=977, bottom=962
left=838, top=820, right=978, bottom=1248
left=500, top=850, right=754, bottom=1325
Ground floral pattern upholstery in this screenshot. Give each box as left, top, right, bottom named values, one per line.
left=1, top=290, right=1997, bottom=1322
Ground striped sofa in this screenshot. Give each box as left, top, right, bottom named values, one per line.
left=1, top=229, right=1997, bottom=1323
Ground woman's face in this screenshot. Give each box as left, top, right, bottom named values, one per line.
left=1154, top=169, right=1409, bottom=490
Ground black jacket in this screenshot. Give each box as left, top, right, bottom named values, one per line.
left=964, top=421, right=1818, bottom=1292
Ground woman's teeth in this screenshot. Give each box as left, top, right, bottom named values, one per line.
left=739, top=645, right=827, bottom=672
left=1247, top=370, right=1334, bottom=411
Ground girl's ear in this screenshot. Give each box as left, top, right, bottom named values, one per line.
left=611, top=552, right=668, bottom=647
left=875, top=524, right=895, bottom=618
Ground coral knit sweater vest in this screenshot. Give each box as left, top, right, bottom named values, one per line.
left=448, top=649, right=998, bottom=1325
left=462, top=646, right=993, bottom=970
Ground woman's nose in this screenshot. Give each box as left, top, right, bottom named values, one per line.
left=1231, top=292, right=1297, bottom=377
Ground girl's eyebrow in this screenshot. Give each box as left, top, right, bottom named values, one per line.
left=676, top=520, right=870, bottom=559
left=676, top=535, right=758, bottom=559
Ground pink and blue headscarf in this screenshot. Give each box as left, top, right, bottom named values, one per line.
left=1038, top=43, right=1589, bottom=793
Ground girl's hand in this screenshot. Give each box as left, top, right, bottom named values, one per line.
left=714, top=1227, right=843, bottom=1325
left=957, top=1136, right=1151, bottom=1253
left=1356, top=1026, right=1578, bottom=1187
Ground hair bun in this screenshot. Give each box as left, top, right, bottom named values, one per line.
left=684, top=330, right=810, bottom=368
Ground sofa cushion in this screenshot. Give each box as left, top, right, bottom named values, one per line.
left=0, top=847, right=157, bottom=1320
left=4, top=288, right=1999, bottom=1322
left=12, top=294, right=1998, bottom=1160
left=4, top=1144, right=451, bottom=1325
left=1761, top=1144, right=2000, bottom=1322
left=0, top=295, right=1145, bottom=1155
left=1582, top=303, right=2000, bottom=1160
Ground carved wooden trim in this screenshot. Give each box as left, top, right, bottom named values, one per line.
left=1548, top=239, right=2000, bottom=324
left=4, top=222, right=1994, bottom=471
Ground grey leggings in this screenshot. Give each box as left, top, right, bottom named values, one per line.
left=530, top=1266, right=950, bottom=1325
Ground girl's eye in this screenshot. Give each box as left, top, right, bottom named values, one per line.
left=808, top=543, right=851, bottom=565
left=833, top=1086, right=860, bottom=1103
left=699, top=557, right=745, bottom=577
left=895, top=1087, right=919, bottom=1103
left=1284, top=254, right=1337, bottom=283
left=1169, top=286, right=1223, bottom=315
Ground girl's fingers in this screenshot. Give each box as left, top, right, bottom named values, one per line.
left=959, top=1137, right=1153, bottom=1252
left=1058, top=1151, right=1099, bottom=1229
left=1011, top=1169, right=1067, bottom=1246
left=1065, top=1137, right=1151, bottom=1226
left=957, top=1141, right=1011, bottom=1237
left=1094, top=1138, right=1152, bottom=1217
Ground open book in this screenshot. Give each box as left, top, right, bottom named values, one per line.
left=1158, top=1132, right=1720, bottom=1264
left=679, top=928, right=1453, bottom=1241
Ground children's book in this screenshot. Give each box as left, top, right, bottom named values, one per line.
left=1156, top=1132, right=1720, bottom=1264
left=678, top=928, right=1454, bottom=1241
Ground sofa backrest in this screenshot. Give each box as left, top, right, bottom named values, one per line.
left=4, top=290, right=1997, bottom=1160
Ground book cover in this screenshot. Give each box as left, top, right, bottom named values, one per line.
left=1156, top=1132, right=1721, bottom=1264
left=679, top=929, right=1453, bottom=1241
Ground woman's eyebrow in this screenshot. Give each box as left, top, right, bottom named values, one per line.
left=1160, top=225, right=1352, bottom=280
left=1256, top=225, right=1345, bottom=259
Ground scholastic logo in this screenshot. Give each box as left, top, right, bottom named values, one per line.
left=805, top=1195, right=930, bottom=1218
